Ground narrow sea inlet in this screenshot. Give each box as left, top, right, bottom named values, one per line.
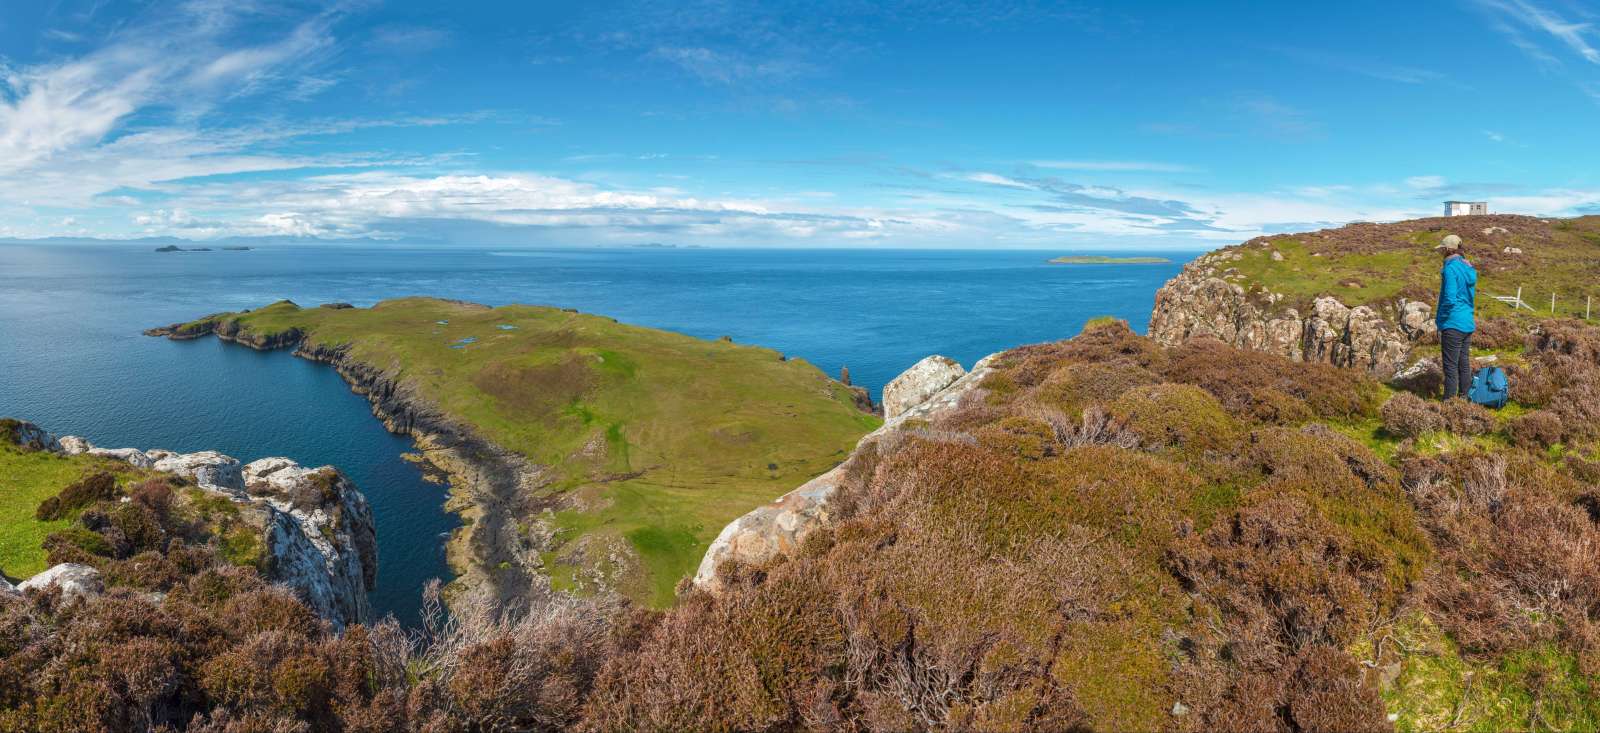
left=0, top=243, right=1193, bottom=625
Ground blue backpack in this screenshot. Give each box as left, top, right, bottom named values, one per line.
left=1469, top=366, right=1509, bottom=409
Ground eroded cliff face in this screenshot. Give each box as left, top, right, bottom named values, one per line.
left=1149, top=248, right=1436, bottom=377
left=147, top=323, right=543, bottom=608
left=49, top=430, right=377, bottom=628
left=693, top=352, right=1000, bottom=592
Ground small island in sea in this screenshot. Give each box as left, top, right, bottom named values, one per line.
left=1049, top=255, right=1171, bottom=264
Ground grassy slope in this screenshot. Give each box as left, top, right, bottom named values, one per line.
left=1220, top=214, right=1600, bottom=319
left=178, top=298, right=879, bottom=606
left=0, top=445, right=156, bottom=579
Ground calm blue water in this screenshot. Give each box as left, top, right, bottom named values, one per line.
left=0, top=244, right=1195, bottom=625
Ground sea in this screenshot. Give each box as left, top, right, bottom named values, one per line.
left=0, top=243, right=1197, bottom=626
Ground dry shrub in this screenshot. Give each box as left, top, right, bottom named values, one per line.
left=1508, top=410, right=1563, bottom=449
left=1381, top=392, right=1441, bottom=438
left=1472, top=317, right=1525, bottom=350
left=1405, top=452, right=1600, bottom=662
left=413, top=581, right=620, bottom=732
left=1437, top=399, right=1495, bottom=435
left=1526, top=319, right=1600, bottom=363
left=1159, top=338, right=1380, bottom=423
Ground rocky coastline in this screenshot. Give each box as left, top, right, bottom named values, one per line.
left=10, top=423, right=376, bottom=628
left=147, top=315, right=546, bottom=607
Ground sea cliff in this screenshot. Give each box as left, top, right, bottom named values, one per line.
left=4, top=420, right=376, bottom=628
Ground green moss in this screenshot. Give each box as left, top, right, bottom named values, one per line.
left=1374, top=613, right=1600, bottom=732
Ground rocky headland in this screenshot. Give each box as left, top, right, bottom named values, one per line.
left=3, top=420, right=376, bottom=628
left=146, top=297, right=877, bottom=608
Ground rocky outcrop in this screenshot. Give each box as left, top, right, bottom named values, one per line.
left=0, top=576, right=17, bottom=597
left=243, top=458, right=377, bottom=626
left=18, top=563, right=104, bottom=602
left=1150, top=251, right=1433, bottom=378
left=21, top=422, right=377, bottom=628
left=693, top=352, right=1000, bottom=593
left=882, top=355, right=967, bottom=419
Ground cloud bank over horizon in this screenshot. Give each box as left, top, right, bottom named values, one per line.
left=3, top=0, right=1600, bottom=248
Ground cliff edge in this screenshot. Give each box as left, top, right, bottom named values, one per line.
left=1149, top=214, right=1600, bottom=378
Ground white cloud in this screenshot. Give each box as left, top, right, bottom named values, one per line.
left=1477, top=0, right=1600, bottom=65
left=1406, top=175, right=1447, bottom=190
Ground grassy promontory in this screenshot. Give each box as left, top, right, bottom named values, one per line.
left=1204, top=214, right=1600, bottom=318
left=154, top=298, right=879, bottom=607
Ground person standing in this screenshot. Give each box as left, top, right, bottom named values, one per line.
left=1435, top=234, right=1477, bottom=400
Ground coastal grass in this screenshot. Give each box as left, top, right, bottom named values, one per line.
left=174, top=297, right=879, bottom=606
left=0, top=446, right=138, bottom=580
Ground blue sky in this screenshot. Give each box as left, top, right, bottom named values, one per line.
left=2, top=0, right=1599, bottom=248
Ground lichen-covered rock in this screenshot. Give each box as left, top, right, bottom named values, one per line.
left=0, top=576, right=16, bottom=597
left=1150, top=261, right=1426, bottom=378
left=694, top=353, right=999, bottom=592
left=27, top=430, right=377, bottom=628
left=152, top=450, right=243, bottom=491
left=243, top=458, right=378, bottom=625
left=19, top=563, right=104, bottom=602
left=882, top=355, right=966, bottom=419
left=1390, top=358, right=1443, bottom=396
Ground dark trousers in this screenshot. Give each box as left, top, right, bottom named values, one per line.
left=1441, top=328, right=1472, bottom=400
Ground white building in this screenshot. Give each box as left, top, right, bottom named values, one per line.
left=1444, top=201, right=1488, bottom=216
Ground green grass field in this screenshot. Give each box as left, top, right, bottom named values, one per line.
left=0, top=446, right=143, bottom=580
left=175, top=298, right=880, bottom=605
left=1220, top=215, right=1600, bottom=320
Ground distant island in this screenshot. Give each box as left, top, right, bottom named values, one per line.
left=154, top=245, right=251, bottom=252
left=1049, top=255, right=1171, bottom=264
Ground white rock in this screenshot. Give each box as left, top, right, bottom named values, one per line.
left=1270, top=250, right=1284, bottom=261
left=152, top=451, right=243, bottom=492
left=57, top=435, right=92, bottom=455
left=1503, top=246, right=1522, bottom=254
left=882, top=355, right=967, bottom=419
left=89, top=447, right=154, bottom=468
left=19, top=563, right=104, bottom=602
left=0, top=576, right=16, bottom=597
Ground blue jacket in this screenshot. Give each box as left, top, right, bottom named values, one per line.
left=1436, top=254, right=1477, bottom=333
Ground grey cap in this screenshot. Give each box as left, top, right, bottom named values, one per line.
left=1435, top=234, right=1462, bottom=252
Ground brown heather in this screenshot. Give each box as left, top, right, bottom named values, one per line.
left=11, top=317, right=1600, bottom=730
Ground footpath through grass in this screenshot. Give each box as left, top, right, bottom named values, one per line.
left=174, top=298, right=880, bottom=606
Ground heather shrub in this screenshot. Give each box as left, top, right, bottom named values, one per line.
left=1109, top=383, right=1240, bottom=454
left=1437, top=398, right=1494, bottom=435
left=1472, top=317, right=1524, bottom=350
left=1508, top=409, right=1563, bottom=449
left=1159, top=338, right=1381, bottom=422
left=1381, top=392, right=1441, bottom=438
left=1029, top=360, right=1161, bottom=419
left=35, top=470, right=119, bottom=520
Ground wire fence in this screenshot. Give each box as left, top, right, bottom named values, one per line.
left=1490, top=286, right=1596, bottom=320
